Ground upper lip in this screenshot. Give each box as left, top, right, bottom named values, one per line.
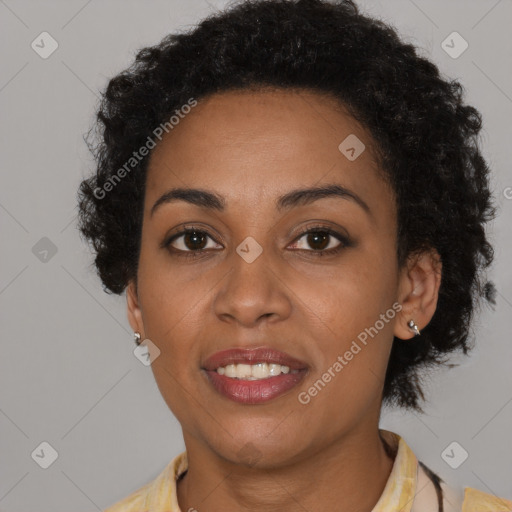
left=202, top=347, right=309, bottom=371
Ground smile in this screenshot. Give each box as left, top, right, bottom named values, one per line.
left=202, top=347, right=309, bottom=404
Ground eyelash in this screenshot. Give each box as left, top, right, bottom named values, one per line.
left=162, top=224, right=352, bottom=260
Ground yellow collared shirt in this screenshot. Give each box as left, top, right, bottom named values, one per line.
left=104, top=430, right=512, bottom=512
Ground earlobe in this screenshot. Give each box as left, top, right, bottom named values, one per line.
left=126, top=279, right=144, bottom=336
left=394, top=249, right=442, bottom=340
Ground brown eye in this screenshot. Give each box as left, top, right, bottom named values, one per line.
left=165, top=228, right=222, bottom=257
left=180, top=231, right=208, bottom=251
left=290, top=228, right=348, bottom=253
left=303, top=231, right=331, bottom=251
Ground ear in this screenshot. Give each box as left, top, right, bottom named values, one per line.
left=126, top=279, right=145, bottom=337
left=394, top=249, right=442, bottom=340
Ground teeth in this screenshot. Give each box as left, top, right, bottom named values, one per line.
left=215, top=362, right=298, bottom=379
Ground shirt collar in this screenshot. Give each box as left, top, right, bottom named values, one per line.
left=371, top=429, right=419, bottom=512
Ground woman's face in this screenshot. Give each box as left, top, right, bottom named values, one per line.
left=127, top=89, right=434, bottom=467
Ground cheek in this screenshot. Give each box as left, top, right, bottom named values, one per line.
left=137, top=263, right=210, bottom=419
left=136, top=252, right=210, bottom=364
left=293, top=244, right=397, bottom=388
left=298, top=250, right=396, bottom=335
left=298, top=277, right=394, bottom=426
left=303, top=279, right=395, bottom=381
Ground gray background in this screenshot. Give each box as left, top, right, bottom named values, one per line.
left=0, top=0, right=511, bottom=510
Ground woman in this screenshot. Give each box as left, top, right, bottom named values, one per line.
left=77, top=0, right=511, bottom=510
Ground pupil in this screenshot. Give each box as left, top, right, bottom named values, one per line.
left=309, top=232, right=328, bottom=250
left=185, top=231, right=206, bottom=250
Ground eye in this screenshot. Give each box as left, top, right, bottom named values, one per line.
left=162, top=224, right=352, bottom=259
left=163, top=226, right=222, bottom=258
left=289, top=226, right=351, bottom=256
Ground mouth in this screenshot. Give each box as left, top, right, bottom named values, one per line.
left=201, top=347, right=309, bottom=404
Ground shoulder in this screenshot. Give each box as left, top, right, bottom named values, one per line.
left=102, top=485, right=149, bottom=512
left=102, top=451, right=187, bottom=512
left=434, top=470, right=512, bottom=512
left=389, top=431, right=511, bottom=512
left=102, top=480, right=152, bottom=512
left=461, top=487, right=512, bottom=512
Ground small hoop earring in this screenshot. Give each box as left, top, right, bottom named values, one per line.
left=407, top=320, right=421, bottom=336
left=134, top=332, right=141, bottom=345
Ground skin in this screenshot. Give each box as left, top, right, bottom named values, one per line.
left=126, top=89, right=442, bottom=512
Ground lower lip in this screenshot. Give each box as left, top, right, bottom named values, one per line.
left=203, top=369, right=308, bottom=404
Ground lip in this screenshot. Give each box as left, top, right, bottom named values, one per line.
left=202, top=347, right=309, bottom=371
left=203, top=369, right=308, bottom=404
left=201, top=347, right=309, bottom=404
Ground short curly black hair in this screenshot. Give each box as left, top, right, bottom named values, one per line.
left=77, top=0, right=498, bottom=412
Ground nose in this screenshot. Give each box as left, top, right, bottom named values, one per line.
left=213, top=245, right=292, bottom=328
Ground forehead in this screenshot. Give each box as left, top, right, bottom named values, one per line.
left=145, top=89, right=392, bottom=218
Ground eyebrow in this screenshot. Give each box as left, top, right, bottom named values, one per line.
left=150, top=183, right=371, bottom=217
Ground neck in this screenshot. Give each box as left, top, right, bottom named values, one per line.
left=177, top=427, right=397, bottom=512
